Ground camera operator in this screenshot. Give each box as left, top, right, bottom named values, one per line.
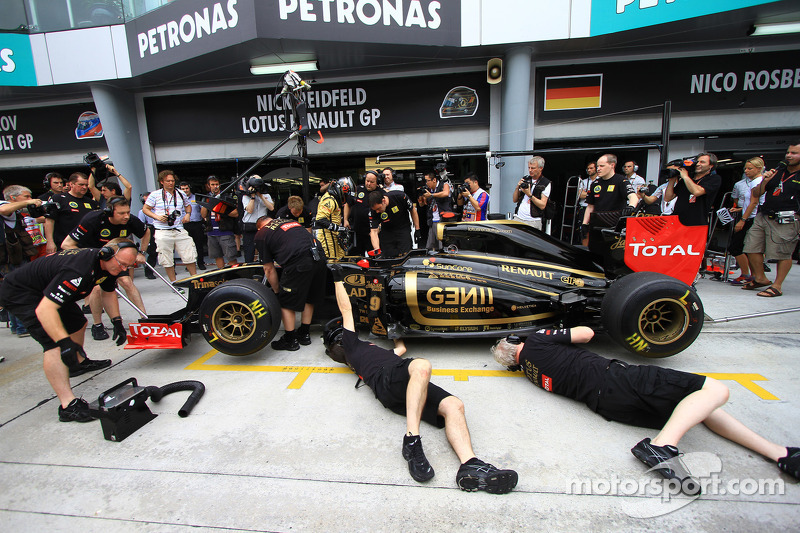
left=275, top=196, right=313, bottom=233
left=369, top=188, right=421, bottom=257
left=39, top=172, right=64, bottom=201
left=581, top=154, right=638, bottom=258
left=62, top=196, right=149, bottom=341
left=241, top=175, right=274, bottom=263
left=350, top=170, right=381, bottom=256
left=419, top=170, right=453, bottom=250
left=200, top=176, right=239, bottom=269
left=663, top=152, right=721, bottom=227
left=741, top=141, right=800, bottom=297
left=137, top=192, right=159, bottom=279
left=1, top=185, right=42, bottom=337
left=44, top=173, right=99, bottom=254
left=315, top=178, right=352, bottom=260
left=179, top=182, right=207, bottom=270
left=142, top=170, right=197, bottom=282
left=0, top=238, right=137, bottom=422
left=512, top=157, right=550, bottom=230
left=88, top=162, right=132, bottom=208
left=457, top=173, right=489, bottom=222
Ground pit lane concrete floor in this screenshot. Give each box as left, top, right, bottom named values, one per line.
left=0, top=264, right=798, bottom=533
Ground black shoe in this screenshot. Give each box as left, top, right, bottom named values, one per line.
left=58, top=398, right=95, bottom=422
left=763, top=263, right=772, bottom=273
left=271, top=334, right=299, bottom=351
left=402, top=435, right=434, bottom=482
left=456, top=459, right=518, bottom=494
left=69, top=357, right=112, bottom=378
left=777, top=447, right=800, bottom=480
left=145, top=272, right=157, bottom=279
left=297, top=331, right=312, bottom=346
left=631, top=438, right=701, bottom=495
left=82, top=305, right=92, bottom=314
left=198, top=263, right=207, bottom=270
left=91, top=323, right=109, bottom=341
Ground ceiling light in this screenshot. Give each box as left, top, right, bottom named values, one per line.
left=748, top=21, right=800, bottom=36
left=250, top=60, right=318, bottom=76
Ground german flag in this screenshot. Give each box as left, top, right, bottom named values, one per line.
left=544, top=74, right=602, bottom=111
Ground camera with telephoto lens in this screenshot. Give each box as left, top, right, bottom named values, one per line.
left=458, top=182, right=470, bottom=195
left=27, top=200, right=58, bottom=218
left=84, top=152, right=113, bottom=181
left=659, top=167, right=681, bottom=181
left=165, top=210, right=180, bottom=226
left=246, top=176, right=271, bottom=195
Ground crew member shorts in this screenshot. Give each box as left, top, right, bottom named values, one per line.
left=277, top=256, right=326, bottom=312
left=155, top=228, right=198, bottom=267
left=743, top=213, right=800, bottom=260
left=372, top=358, right=450, bottom=428
left=595, top=361, right=705, bottom=429
left=6, top=301, right=86, bottom=352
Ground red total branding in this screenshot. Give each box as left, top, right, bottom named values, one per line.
left=129, top=323, right=181, bottom=337
left=542, top=374, right=553, bottom=392
left=627, top=242, right=702, bottom=257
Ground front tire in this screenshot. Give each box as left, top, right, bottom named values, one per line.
left=199, top=279, right=281, bottom=356
left=602, top=271, right=703, bottom=358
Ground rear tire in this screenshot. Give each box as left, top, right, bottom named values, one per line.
left=199, top=279, right=281, bottom=356
left=602, top=272, right=703, bottom=358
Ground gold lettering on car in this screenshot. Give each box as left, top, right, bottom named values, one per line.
left=426, top=286, right=493, bottom=306
left=191, top=279, right=226, bottom=289
left=560, top=276, right=585, bottom=287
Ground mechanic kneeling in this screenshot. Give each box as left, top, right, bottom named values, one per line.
left=255, top=216, right=327, bottom=351
left=0, top=238, right=136, bottom=422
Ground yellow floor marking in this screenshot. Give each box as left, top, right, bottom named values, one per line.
left=697, top=373, right=780, bottom=400
left=186, top=350, right=780, bottom=399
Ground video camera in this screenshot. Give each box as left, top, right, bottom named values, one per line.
left=84, top=152, right=113, bottom=181
left=245, top=175, right=271, bottom=196
left=27, top=200, right=58, bottom=218
left=662, top=156, right=699, bottom=179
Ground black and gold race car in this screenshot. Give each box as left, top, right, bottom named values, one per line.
left=128, top=217, right=707, bottom=359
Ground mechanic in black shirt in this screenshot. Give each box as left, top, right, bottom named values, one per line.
left=326, top=270, right=518, bottom=493
left=38, top=172, right=64, bottom=201
left=742, top=141, right=800, bottom=297
left=491, top=327, right=800, bottom=491
left=664, top=152, right=722, bottom=227
left=44, top=172, right=99, bottom=254
left=350, top=170, right=381, bottom=256
left=0, top=240, right=137, bottom=422
left=62, top=197, right=150, bottom=340
left=275, top=195, right=313, bottom=232
left=255, top=216, right=327, bottom=351
left=368, top=189, right=422, bottom=257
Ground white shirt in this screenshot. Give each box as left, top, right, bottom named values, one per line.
left=516, top=180, right=551, bottom=221
left=628, top=174, right=646, bottom=193
left=241, top=193, right=274, bottom=223
left=578, top=178, right=594, bottom=207
left=650, top=183, right=677, bottom=215
left=385, top=182, right=405, bottom=192
left=144, top=188, right=190, bottom=230
left=731, top=175, right=765, bottom=219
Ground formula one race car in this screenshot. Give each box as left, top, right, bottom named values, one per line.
left=127, top=216, right=708, bottom=359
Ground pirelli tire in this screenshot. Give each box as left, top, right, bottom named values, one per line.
left=601, top=271, right=704, bottom=358
left=199, top=279, right=281, bottom=356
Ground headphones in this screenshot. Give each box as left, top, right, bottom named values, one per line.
left=43, top=172, right=60, bottom=190
left=364, top=170, right=381, bottom=183
left=383, top=167, right=397, bottom=180
left=102, top=196, right=127, bottom=216
left=98, top=240, right=139, bottom=261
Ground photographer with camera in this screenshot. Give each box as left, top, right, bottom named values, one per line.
left=418, top=170, right=453, bottom=249
left=86, top=156, right=132, bottom=209
left=62, top=196, right=149, bottom=341
left=200, top=176, right=240, bottom=269
left=0, top=238, right=138, bottom=422
left=39, top=172, right=64, bottom=202
left=512, top=156, right=551, bottom=230
left=44, top=173, right=99, bottom=255
left=1, top=186, right=43, bottom=337
left=241, top=175, right=274, bottom=263
left=457, top=173, right=489, bottom=222
left=641, top=163, right=680, bottom=216
left=663, top=152, right=721, bottom=227
left=741, top=142, right=800, bottom=297
left=141, top=170, right=197, bottom=282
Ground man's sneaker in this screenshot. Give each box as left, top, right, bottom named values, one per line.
left=402, top=435, right=434, bottom=482
left=456, top=458, right=518, bottom=494
left=631, top=438, right=701, bottom=495
left=91, top=323, right=109, bottom=341
left=17, top=331, right=31, bottom=338
left=777, top=447, right=800, bottom=480
left=297, top=331, right=312, bottom=346
left=82, top=304, right=92, bottom=314
left=58, top=398, right=95, bottom=422
left=271, top=334, right=299, bottom=351
left=69, top=357, right=112, bottom=377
